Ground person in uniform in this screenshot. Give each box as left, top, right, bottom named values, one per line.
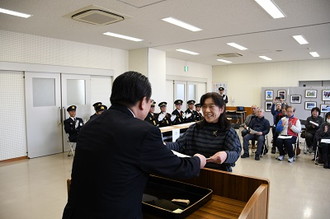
left=157, top=102, right=172, bottom=127
left=64, top=105, right=84, bottom=142
left=194, top=103, right=203, bottom=121
left=90, top=102, right=102, bottom=120
left=90, top=104, right=108, bottom=122
left=144, top=100, right=158, bottom=126
left=171, top=99, right=184, bottom=125
left=184, top=100, right=196, bottom=123
left=218, top=87, right=228, bottom=104
left=62, top=71, right=206, bottom=219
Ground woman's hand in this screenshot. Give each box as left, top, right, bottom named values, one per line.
left=206, top=151, right=227, bottom=164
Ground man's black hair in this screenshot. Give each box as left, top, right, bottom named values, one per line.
left=110, top=71, right=152, bottom=106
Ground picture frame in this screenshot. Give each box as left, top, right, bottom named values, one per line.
left=265, top=101, right=272, bottom=112
left=265, top=90, right=273, bottom=100
left=322, top=90, right=330, bottom=101
left=305, top=89, right=317, bottom=98
left=290, top=94, right=301, bottom=104
left=277, top=89, right=286, bottom=100
left=304, top=101, right=317, bottom=110
left=320, top=104, right=330, bottom=113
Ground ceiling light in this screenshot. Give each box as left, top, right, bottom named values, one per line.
left=0, top=8, right=32, bottom=18
left=227, top=42, right=248, bottom=51
left=162, top=17, right=202, bottom=32
left=309, top=52, right=320, bottom=58
left=176, top=49, right=199, bottom=55
left=254, top=0, right=285, bottom=19
left=259, top=56, right=272, bottom=61
left=217, top=59, right=232, bottom=64
left=103, top=32, right=143, bottom=42
left=292, top=35, right=309, bottom=45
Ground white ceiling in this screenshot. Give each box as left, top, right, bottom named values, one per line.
left=1, top=0, right=330, bottom=66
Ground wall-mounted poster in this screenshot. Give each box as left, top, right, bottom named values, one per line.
left=265, top=90, right=273, bottom=100
left=290, top=95, right=301, bottom=104
left=320, top=104, right=330, bottom=113
left=322, top=90, right=330, bottom=101
left=265, top=102, right=272, bottom=111
left=277, top=89, right=286, bottom=100
left=304, top=101, right=317, bottom=110
left=305, top=89, right=317, bottom=98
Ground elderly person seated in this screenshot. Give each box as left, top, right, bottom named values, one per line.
left=241, top=108, right=270, bottom=160
left=314, top=112, right=330, bottom=168
left=276, top=106, right=301, bottom=163
left=305, top=107, right=323, bottom=153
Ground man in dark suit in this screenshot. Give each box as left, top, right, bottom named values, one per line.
left=218, top=87, right=228, bottom=104
left=184, top=100, right=196, bottom=123
left=89, top=104, right=107, bottom=122
left=171, top=99, right=184, bottom=125
left=64, top=105, right=84, bottom=142
left=62, top=71, right=206, bottom=219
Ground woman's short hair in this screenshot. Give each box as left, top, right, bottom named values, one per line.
left=110, top=71, right=151, bottom=106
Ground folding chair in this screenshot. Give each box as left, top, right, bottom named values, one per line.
left=292, top=136, right=301, bottom=160
left=66, top=134, right=76, bottom=157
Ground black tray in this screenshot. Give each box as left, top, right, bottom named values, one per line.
left=142, top=175, right=213, bottom=219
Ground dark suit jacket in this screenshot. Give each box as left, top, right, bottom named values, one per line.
left=64, top=117, right=84, bottom=142
left=63, top=104, right=201, bottom=219
left=171, top=109, right=184, bottom=125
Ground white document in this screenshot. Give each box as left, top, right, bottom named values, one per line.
left=172, top=129, right=180, bottom=142
left=320, top=139, right=330, bottom=144
left=278, top=135, right=293, bottom=139
left=171, top=150, right=191, bottom=158
left=309, top=121, right=319, bottom=126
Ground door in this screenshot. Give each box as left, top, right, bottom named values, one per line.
left=25, top=72, right=62, bottom=158
left=61, top=74, right=91, bottom=151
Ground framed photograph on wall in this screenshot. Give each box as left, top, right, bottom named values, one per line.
left=265, top=90, right=273, bottom=100
left=320, top=104, right=330, bottom=113
left=265, top=102, right=272, bottom=112
left=322, top=90, right=330, bottom=101
left=304, top=101, right=317, bottom=110
left=277, top=89, right=286, bottom=100
left=305, top=89, right=317, bottom=98
left=290, top=95, right=301, bottom=104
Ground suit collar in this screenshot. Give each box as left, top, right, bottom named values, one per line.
left=110, top=104, right=135, bottom=118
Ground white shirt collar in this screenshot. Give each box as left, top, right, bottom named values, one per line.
left=127, top=108, right=136, bottom=118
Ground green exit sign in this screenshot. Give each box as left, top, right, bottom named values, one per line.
left=184, top=66, right=189, bottom=72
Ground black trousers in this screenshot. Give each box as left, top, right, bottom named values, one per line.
left=320, top=143, right=330, bottom=166
left=276, top=136, right=297, bottom=158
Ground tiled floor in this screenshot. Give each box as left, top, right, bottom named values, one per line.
left=0, top=147, right=330, bottom=219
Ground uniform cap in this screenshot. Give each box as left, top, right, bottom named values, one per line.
left=96, top=105, right=107, bottom=112
left=151, top=101, right=156, bottom=107
left=158, top=102, right=167, bottom=107
left=67, top=105, right=77, bottom=112
left=195, top=103, right=201, bottom=107
left=187, top=100, right=196, bottom=105
left=174, top=99, right=183, bottom=105
left=218, top=87, right=224, bottom=91
left=93, top=102, right=102, bottom=110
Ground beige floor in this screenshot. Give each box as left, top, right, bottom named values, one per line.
left=1, top=146, right=330, bottom=219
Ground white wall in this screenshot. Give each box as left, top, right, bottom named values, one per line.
left=213, top=59, right=330, bottom=106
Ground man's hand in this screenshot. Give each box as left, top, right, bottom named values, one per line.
left=325, top=126, right=328, bottom=133
left=206, top=151, right=227, bottom=164
left=193, top=154, right=206, bottom=169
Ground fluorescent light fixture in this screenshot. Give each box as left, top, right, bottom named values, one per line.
left=162, top=17, right=202, bottom=32
left=259, top=56, right=272, bottom=61
left=0, top=8, right=32, bottom=18
left=217, top=59, right=232, bottom=64
left=176, top=49, right=199, bottom=55
left=227, top=42, right=248, bottom=51
left=292, top=35, right=309, bottom=45
left=309, top=52, right=320, bottom=57
left=254, top=0, right=285, bottom=19
left=103, top=32, right=143, bottom=42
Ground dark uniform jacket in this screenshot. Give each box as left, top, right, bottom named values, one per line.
left=62, top=105, right=201, bottom=219
left=64, top=117, right=84, bottom=142
left=171, top=109, right=184, bottom=125
left=193, top=111, right=203, bottom=121
left=184, top=109, right=195, bottom=123
left=144, top=112, right=158, bottom=126
left=157, top=112, right=172, bottom=127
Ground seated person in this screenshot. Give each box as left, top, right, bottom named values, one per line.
left=305, top=107, right=323, bottom=153
left=314, top=112, right=330, bottom=168
left=184, top=100, right=196, bottom=123
left=241, top=105, right=258, bottom=137
left=271, top=107, right=287, bottom=154
left=90, top=104, right=107, bottom=122
left=194, top=103, right=203, bottom=121
left=276, top=106, right=301, bottom=163
left=241, top=108, right=270, bottom=160
left=171, top=99, right=184, bottom=125
left=166, top=92, right=241, bottom=172
left=144, top=100, right=158, bottom=126
left=157, top=102, right=172, bottom=127
left=64, top=105, right=84, bottom=142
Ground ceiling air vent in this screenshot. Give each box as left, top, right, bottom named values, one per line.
left=71, top=6, right=124, bottom=25
left=217, top=53, right=242, bottom=58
